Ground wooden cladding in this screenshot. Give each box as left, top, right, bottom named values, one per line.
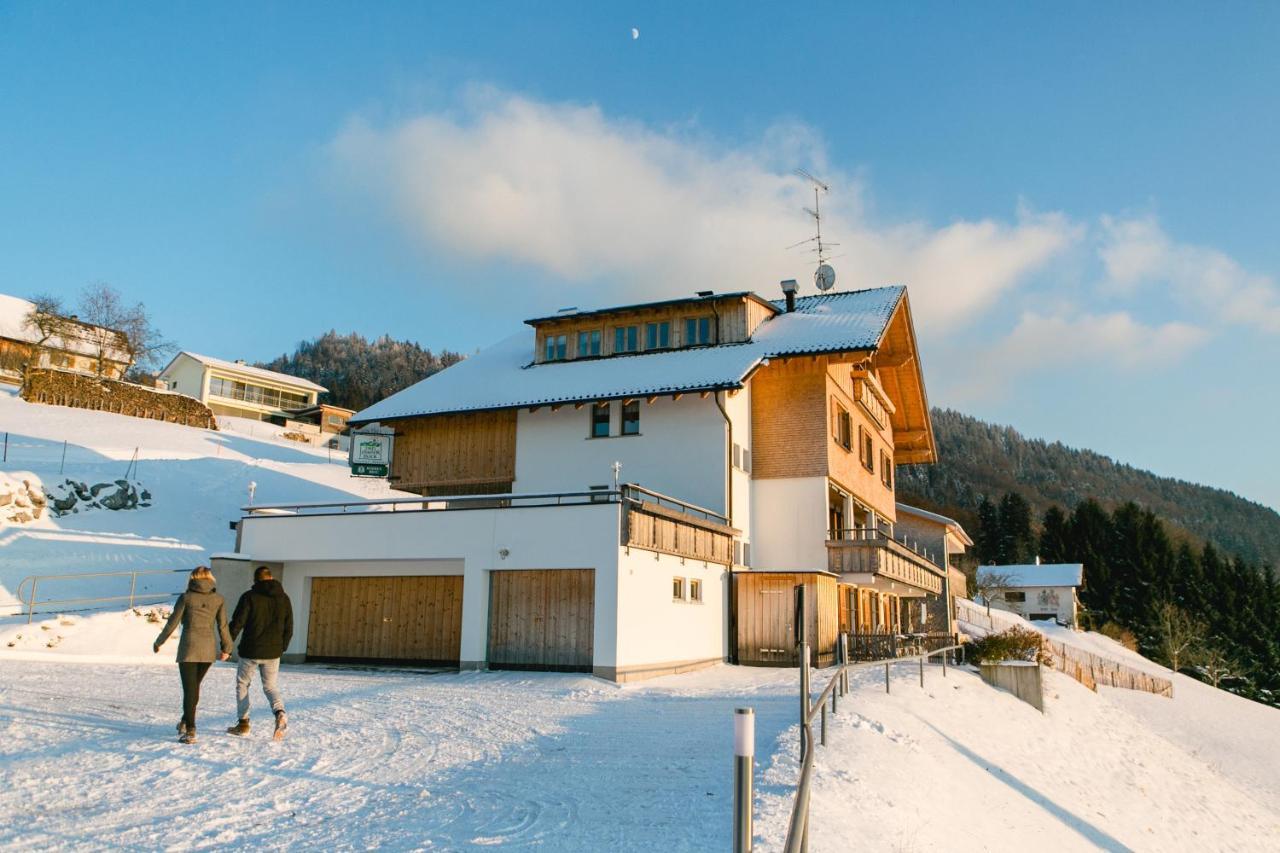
left=732, top=572, right=838, bottom=667
left=488, top=569, right=595, bottom=672
left=530, top=294, right=778, bottom=363
left=391, top=410, right=516, bottom=495
left=749, top=359, right=828, bottom=479
left=626, top=504, right=735, bottom=564
left=306, top=575, right=463, bottom=664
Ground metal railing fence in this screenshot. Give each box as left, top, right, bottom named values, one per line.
left=781, top=633, right=966, bottom=853
left=13, top=569, right=188, bottom=623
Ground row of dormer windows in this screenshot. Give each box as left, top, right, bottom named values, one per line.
left=542, top=315, right=718, bottom=362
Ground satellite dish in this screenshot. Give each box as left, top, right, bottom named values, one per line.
left=815, top=264, right=836, bottom=291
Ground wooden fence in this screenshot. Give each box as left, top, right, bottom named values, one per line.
left=956, top=598, right=1173, bottom=698
left=21, top=369, right=217, bottom=429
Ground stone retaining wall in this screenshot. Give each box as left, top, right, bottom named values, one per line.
left=21, top=369, right=217, bottom=430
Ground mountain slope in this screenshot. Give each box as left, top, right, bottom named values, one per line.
left=898, top=408, right=1280, bottom=568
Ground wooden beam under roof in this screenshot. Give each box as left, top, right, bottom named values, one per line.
left=877, top=351, right=915, bottom=369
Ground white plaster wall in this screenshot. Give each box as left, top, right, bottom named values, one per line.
left=725, top=387, right=752, bottom=549
left=750, top=477, right=830, bottom=571
left=993, top=586, right=1078, bottom=625
left=237, top=503, right=623, bottom=666
left=612, top=548, right=729, bottom=669
left=158, top=356, right=207, bottom=401
left=514, top=394, right=729, bottom=514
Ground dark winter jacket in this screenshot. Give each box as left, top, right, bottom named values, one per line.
left=229, top=579, right=294, bottom=660
left=154, top=578, right=234, bottom=663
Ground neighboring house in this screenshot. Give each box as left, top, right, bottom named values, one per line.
left=0, top=293, right=131, bottom=383
left=287, top=403, right=356, bottom=434
left=985, top=562, right=1084, bottom=627
left=158, top=352, right=326, bottom=422
left=892, top=502, right=974, bottom=636
left=222, top=283, right=946, bottom=681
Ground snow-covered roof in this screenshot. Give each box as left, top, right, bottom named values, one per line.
left=165, top=352, right=327, bottom=393
left=990, top=564, right=1085, bottom=588
left=0, top=293, right=131, bottom=362
left=354, top=286, right=904, bottom=422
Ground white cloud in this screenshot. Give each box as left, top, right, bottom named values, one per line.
left=327, top=91, right=1078, bottom=335
left=1099, top=216, right=1280, bottom=334
left=948, top=309, right=1209, bottom=401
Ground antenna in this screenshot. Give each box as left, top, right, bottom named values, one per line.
left=789, top=169, right=839, bottom=292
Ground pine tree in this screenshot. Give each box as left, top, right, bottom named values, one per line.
left=997, top=492, right=1035, bottom=564
left=1039, top=506, right=1071, bottom=563
left=975, top=498, right=1000, bottom=564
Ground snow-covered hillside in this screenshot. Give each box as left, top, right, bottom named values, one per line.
left=0, top=388, right=410, bottom=613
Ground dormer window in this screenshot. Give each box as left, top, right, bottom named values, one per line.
left=544, top=334, right=567, bottom=361
left=577, top=329, right=601, bottom=358
left=615, top=325, right=639, bottom=353
left=645, top=321, right=670, bottom=350
left=684, top=316, right=714, bottom=346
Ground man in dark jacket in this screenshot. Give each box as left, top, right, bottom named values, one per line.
left=227, top=566, right=293, bottom=739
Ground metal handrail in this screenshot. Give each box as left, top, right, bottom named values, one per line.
left=621, top=483, right=730, bottom=526
left=828, top=526, right=941, bottom=569
left=14, top=569, right=188, bottom=624
left=241, top=489, right=624, bottom=515
left=782, top=638, right=967, bottom=853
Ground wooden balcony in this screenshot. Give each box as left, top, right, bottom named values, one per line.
left=826, top=528, right=946, bottom=595
left=623, top=485, right=738, bottom=565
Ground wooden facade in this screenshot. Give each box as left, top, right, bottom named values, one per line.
left=732, top=571, right=838, bottom=667
left=625, top=502, right=735, bottom=564
left=870, top=294, right=935, bottom=464
left=488, top=569, right=595, bottom=672
left=528, top=293, right=778, bottom=364
left=748, top=358, right=830, bottom=480
left=305, top=575, right=464, bottom=664
left=390, top=410, right=517, bottom=495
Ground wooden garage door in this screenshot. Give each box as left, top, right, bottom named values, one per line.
left=488, top=570, right=594, bottom=672
left=307, top=575, right=463, bottom=664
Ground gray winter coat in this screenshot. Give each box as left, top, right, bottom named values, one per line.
left=154, top=578, right=234, bottom=663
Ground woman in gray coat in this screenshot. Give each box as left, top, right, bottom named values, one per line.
left=154, top=566, right=233, bottom=743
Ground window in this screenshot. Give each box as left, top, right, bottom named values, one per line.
left=859, top=426, right=874, bottom=472
left=645, top=321, right=670, bottom=350
left=732, top=442, right=742, bottom=469
left=684, top=316, right=713, bottom=346
left=614, top=325, right=639, bottom=353
left=622, top=400, right=640, bottom=435
left=544, top=334, right=567, bottom=361
left=832, top=401, right=852, bottom=450
left=689, top=578, right=703, bottom=603
left=742, top=448, right=752, bottom=473
left=732, top=443, right=752, bottom=473
left=577, top=329, right=601, bottom=357
left=742, top=542, right=751, bottom=567
left=327, top=414, right=345, bottom=426
left=590, top=402, right=611, bottom=438
left=880, top=450, right=893, bottom=488
left=672, top=577, right=686, bottom=601
left=1005, top=591, right=1027, bottom=603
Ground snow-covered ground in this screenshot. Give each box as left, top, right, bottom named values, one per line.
left=0, top=390, right=410, bottom=615
left=1, top=616, right=1278, bottom=851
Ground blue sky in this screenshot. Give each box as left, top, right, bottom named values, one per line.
left=3, top=3, right=1279, bottom=511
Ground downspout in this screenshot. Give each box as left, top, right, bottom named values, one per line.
left=714, top=389, right=733, bottom=533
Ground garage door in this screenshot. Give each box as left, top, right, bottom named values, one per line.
left=488, top=569, right=594, bottom=672
left=307, top=575, right=463, bottom=664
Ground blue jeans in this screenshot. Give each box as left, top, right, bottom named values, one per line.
left=236, top=657, right=285, bottom=720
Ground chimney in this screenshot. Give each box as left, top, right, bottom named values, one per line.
left=780, top=279, right=798, bottom=312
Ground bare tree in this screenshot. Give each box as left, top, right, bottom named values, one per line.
left=75, top=283, right=172, bottom=377
left=1190, top=642, right=1237, bottom=688
left=972, top=569, right=1014, bottom=616
left=1155, top=601, right=1206, bottom=673
left=20, top=294, right=76, bottom=373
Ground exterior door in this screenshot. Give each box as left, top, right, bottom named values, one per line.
left=488, top=569, right=595, bottom=672
left=306, top=575, right=463, bottom=664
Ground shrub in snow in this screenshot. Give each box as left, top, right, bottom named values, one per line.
left=968, top=626, right=1054, bottom=667
left=1099, top=621, right=1139, bottom=652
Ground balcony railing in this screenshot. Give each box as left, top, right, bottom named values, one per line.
left=826, top=528, right=945, bottom=595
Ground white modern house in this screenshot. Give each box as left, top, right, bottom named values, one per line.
left=222, top=283, right=957, bottom=681
left=158, top=351, right=326, bottom=422
left=986, top=563, right=1085, bottom=627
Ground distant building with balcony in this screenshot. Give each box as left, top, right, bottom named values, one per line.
left=224, top=282, right=959, bottom=680
left=158, top=351, right=325, bottom=422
